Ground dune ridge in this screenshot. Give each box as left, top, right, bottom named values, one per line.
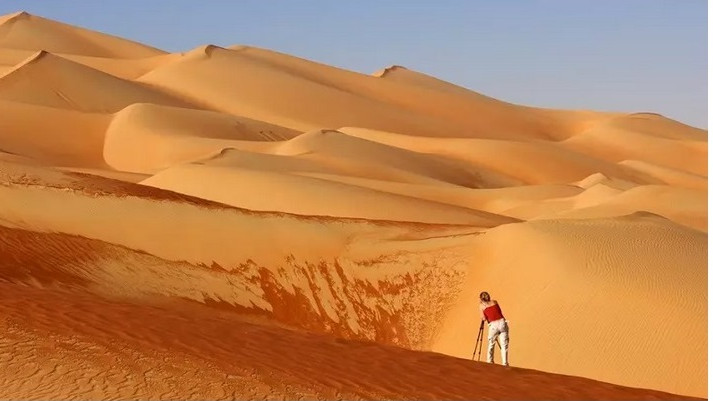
left=0, top=10, right=707, bottom=400
left=0, top=50, right=193, bottom=113
left=0, top=11, right=165, bottom=58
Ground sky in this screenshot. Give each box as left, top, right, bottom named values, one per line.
left=1, top=1, right=707, bottom=129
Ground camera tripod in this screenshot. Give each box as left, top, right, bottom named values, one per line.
left=471, top=320, right=499, bottom=361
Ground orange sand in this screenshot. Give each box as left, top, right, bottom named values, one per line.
left=0, top=10, right=707, bottom=400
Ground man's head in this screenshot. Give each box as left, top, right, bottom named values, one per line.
left=479, top=291, right=491, bottom=302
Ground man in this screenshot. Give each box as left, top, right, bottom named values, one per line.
left=479, top=291, right=509, bottom=366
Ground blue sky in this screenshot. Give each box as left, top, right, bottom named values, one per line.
left=1, top=1, right=707, bottom=128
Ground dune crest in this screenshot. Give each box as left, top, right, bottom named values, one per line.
left=0, top=10, right=30, bottom=25
left=0, top=11, right=165, bottom=58
left=372, top=64, right=409, bottom=77
left=0, top=48, right=47, bottom=77
left=0, top=10, right=707, bottom=400
left=0, top=50, right=193, bottom=113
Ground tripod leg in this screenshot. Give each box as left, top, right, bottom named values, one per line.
left=472, top=321, right=484, bottom=361
left=477, top=327, right=484, bottom=361
left=472, top=325, right=483, bottom=360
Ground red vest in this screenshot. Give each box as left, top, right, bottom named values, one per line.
left=483, top=304, right=505, bottom=323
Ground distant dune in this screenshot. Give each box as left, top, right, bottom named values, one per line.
left=0, top=51, right=192, bottom=112
left=0, top=11, right=165, bottom=57
left=0, top=11, right=707, bottom=400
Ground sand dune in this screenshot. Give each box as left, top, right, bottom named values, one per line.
left=619, top=160, right=707, bottom=191
left=604, top=112, right=708, bottom=141
left=433, top=213, right=707, bottom=396
left=0, top=11, right=165, bottom=58
left=0, top=161, right=490, bottom=348
left=492, top=173, right=707, bottom=231
left=140, top=160, right=517, bottom=225
left=0, top=51, right=192, bottom=113
left=576, top=172, right=639, bottom=191
left=0, top=99, right=109, bottom=167
left=139, top=45, right=471, bottom=136
left=57, top=52, right=179, bottom=80
left=1, top=160, right=707, bottom=398
left=226, top=46, right=609, bottom=140
left=563, top=122, right=707, bottom=176
left=273, top=129, right=510, bottom=188
left=1, top=283, right=698, bottom=400
left=339, top=127, right=663, bottom=185
left=541, top=186, right=707, bottom=232
left=140, top=44, right=609, bottom=141
left=104, top=103, right=299, bottom=172
left=0, top=47, right=178, bottom=79
left=0, top=10, right=707, bottom=400
left=0, top=47, right=33, bottom=72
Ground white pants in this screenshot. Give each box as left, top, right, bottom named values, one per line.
left=487, top=318, right=509, bottom=366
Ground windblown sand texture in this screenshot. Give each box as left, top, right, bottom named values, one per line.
left=0, top=11, right=707, bottom=400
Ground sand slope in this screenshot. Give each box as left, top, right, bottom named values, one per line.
left=103, top=103, right=299, bottom=172
left=434, top=214, right=707, bottom=396
left=0, top=51, right=191, bottom=113
left=1, top=160, right=707, bottom=398
left=563, top=122, right=706, bottom=176
left=2, top=281, right=701, bottom=401
left=0, top=99, right=109, bottom=167
left=0, top=10, right=707, bottom=400
left=0, top=47, right=176, bottom=79
left=0, top=11, right=165, bottom=58
left=338, top=127, right=666, bottom=186
left=140, top=160, right=517, bottom=225
left=0, top=282, right=701, bottom=401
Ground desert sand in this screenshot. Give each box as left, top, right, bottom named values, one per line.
left=0, top=11, right=707, bottom=400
